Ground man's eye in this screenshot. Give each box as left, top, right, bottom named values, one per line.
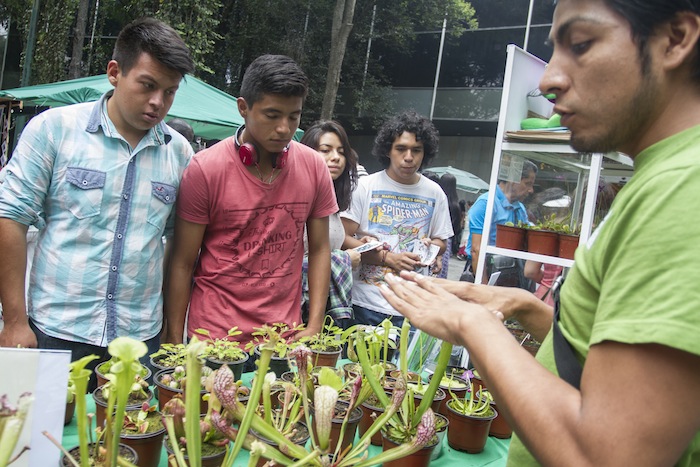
left=571, top=41, right=591, bottom=55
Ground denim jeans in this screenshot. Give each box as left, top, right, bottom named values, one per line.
left=29, top=319, right=161, bottom=392
left=352, top=305, right=406, bottom=328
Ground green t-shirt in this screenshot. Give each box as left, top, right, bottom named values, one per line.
left=507, top=125, right=700, bottom=466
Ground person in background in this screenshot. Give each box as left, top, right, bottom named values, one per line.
left=435, top=173, right=462, bottom=278
left=166, top=117, right=201, bottom=153
left=380, top=0, right=700, bottom=464
left=341, top=110, right=453, bottom=327
left=0, top=18, right=195, bottom=390
left=299, top=120, right=362, bottom=329
left=356, top=163, right=369, bottom=178
left=164, top=55, right=336, bottom=351
left=463, top=159, right=537, bottom=285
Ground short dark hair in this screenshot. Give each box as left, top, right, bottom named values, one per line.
left=239, top=55, right=309, bottom=107
left=113, top=18, right=194, bottom=77
left=166, top=118, right=195, bottom=142
left=599, top=0, right=700, bottom=80
left=372, top=110, right=439, bottom=170
left=300, top=120, right=358, bottom=212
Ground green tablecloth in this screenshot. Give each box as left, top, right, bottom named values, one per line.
left=62, top=367, right=509, bottom=466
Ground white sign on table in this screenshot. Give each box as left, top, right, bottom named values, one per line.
left=0, top=348, right=71, bottom=467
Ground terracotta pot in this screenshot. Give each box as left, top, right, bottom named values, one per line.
left=205, top=352, right=249, bottom=382
left=64, top=399, right=75, bottom=426
left=251, top=422, right=310, bottom=467
left=487, top=399, right=512, bottom=439
left=311, top=400, right=363, bottom=455
left=358, top=396, right=386, bottom=446
left=309, top=346, right=342, bottom=368
left=381, top=431, right=438, bottom=467
left=558, top=233, right=579, bottom=260
left=120, top=420, right=166, bottom=467
left=153, top=369, right=208, bottom=414
left=96, top=361, right=152, bottom=389
left=254, top=346, right=290, bottom=378
left=413, top=386, right=446, bottom=414
left=163, top=435, right=227, bottom=467
left=526, top=229, right=559, bottom=256
left=427, top=374, right=469, bottom=416
left=495, top=224, right=527, bottom=250
left=92, top=385, right=153, bottom=429
left=445, top=399, right=497, bottom=453
left=60, top=442, right=138, bottom=466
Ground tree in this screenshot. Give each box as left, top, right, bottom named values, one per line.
left=68, top=0, right=90, bottom=79
left=320, top=0, right=356, bottom=120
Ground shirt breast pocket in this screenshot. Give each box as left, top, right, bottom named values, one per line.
left=64, top=167, right=106, bottom=219
left=147, top=181, right=177, bottom=232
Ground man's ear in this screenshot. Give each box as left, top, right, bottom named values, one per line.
left=660, top=11, right=700, bottom=71
left=237, top=97, right=248, bottom=118
left=106, top=60, right=120, bottom=86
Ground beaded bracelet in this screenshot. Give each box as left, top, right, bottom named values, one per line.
left=381, top=250, right=388, bottom=266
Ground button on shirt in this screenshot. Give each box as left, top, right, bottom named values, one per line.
left=466, top=185, right=529, bottom=256
left=0, top=91, right=193, bottom=346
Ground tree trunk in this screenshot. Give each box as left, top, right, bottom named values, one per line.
left=320, top=0, right=357, bottom=120
left=68, top=0, right=90, bottom=79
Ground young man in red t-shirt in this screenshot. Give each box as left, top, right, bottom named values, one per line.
left=163, top=55, right=337, bottom=348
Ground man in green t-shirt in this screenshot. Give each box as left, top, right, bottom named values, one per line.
left=379, top=0, right=700, bottom=465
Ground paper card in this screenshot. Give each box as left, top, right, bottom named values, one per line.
left=352, top=241, right=384, bottom=253
left=0, top=348, right=71, bottom=467
left=411, top=240, right=441, bottom=275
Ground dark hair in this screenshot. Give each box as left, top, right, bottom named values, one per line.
left=300, top=120, right=358, bottom=211
left=438, top=173, right=462, bottom=237
left=239, top=54, right=309, bottom=106
left=422, top=171, right=441, bottom=184
left=113, top=17, right=194, bottom=77
left=372, top=110, right=439, bottom=170
left=600, top=0, right=700, bottom=79
left=166, top=118, right=194, bottom=142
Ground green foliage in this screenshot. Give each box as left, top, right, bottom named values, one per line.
left=299, top=315, right=345, bottom=351
left=150, top=343, right=187, bottom=368
left=245, top=322, right=304, bottom=358
left=195, top=327, right=247, bottom=362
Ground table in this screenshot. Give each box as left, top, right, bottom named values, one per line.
left=62, top=369, right=509, bottom=466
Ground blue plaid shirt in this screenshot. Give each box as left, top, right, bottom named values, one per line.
left=0, top=92, right=193, bottom=346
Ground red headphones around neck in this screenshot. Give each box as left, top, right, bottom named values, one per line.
left=235, top=126, right=289, bottom=169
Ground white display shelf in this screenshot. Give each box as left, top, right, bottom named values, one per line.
left=473, top=45, right=633, bottom=284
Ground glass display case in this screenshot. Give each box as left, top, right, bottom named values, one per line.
left=474, top=45, right=633, bottom=283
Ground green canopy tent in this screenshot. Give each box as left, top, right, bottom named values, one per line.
left=423, top=166, right=490, bottom=194
left=0, top=74, right=304, bottom=141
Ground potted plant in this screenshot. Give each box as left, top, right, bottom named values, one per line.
left=119, top=402, right=166, bottom=467
left=526, top=222, right=559, bottom=256
left=444, top=383, right=497, bottom=453
left=245, top=322, right=304, bottom=377
left=51, top=337, right=149, bottom=466
left=299, top=315, right=345, bottom=368
left=194, top=327, right=250, bottom=381
left=343, top=318, right=399, bottom=374
left=428, top=370, right=469, bottom=417
left=153, top=364, right=212, bottom=414
left=161, top=337, right=241, bottom=467
left=360, top=319, right=452, bottom=467
left=478, top=389, right=512, bottom=439
left=149, top=343, right=188, bottom=372
left=495, top=221, right=527, bottom=250
left=95, top=358, right=152, bottom=388
left=93, top=374, right=152, bottom=429
left=208, top=327, right=421, bottom=467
